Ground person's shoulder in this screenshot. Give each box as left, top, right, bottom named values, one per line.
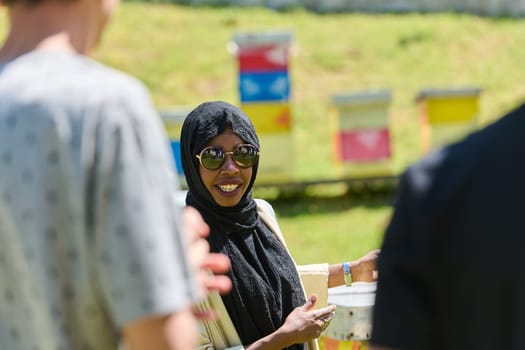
left=2, top=51, right=149, bottom=104
left=74, top=55, right=149, bottom=101
left=53, top=53, right=157, bottom=121
left=472, top=103, right=525, bottom=147
left=254, top=198, right=276, bottom=216
left=254, top=198, right=273, bottom=210
left=62, top=52, right=148, bottom=99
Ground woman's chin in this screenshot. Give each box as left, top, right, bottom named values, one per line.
left=212, top=189, right=243, bottom=207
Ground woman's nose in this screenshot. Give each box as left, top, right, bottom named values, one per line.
left=220, top=154, right=239, bottom=172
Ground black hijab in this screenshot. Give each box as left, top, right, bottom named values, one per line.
left=180, top=101, right=306, bottom=348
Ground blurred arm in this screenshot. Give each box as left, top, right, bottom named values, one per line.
left=122, top=307, right=197, bottom=350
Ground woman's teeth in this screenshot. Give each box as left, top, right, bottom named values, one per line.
left=218, top=184, right=239, bottom=192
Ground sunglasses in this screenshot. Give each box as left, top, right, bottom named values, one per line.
left=196, top=144, right=260, bottom=170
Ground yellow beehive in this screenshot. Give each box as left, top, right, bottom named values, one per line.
left=416, top=87, right=481, bottom=153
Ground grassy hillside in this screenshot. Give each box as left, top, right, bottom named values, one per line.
left=94, top=5, right=525, bottom=177
left=1, top=6, right=524, bottom=262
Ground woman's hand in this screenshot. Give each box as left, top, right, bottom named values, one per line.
left=278, top=295, right=337, bottom=346
left=245, top=295, right=336, bottom=349
left=351, top=249, right=380, bottom=282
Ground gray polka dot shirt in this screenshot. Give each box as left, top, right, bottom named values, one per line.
left=0, top=51, right=198, bottom=349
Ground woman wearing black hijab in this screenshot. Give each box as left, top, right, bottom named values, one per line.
left=181, top=101, right=379, bottom=350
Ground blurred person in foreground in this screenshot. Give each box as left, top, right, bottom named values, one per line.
left=0, top=0, right=231, bottom=348
left=181, top=101, right=379, bottom=350
left=369, top=104, right=525, bottom=350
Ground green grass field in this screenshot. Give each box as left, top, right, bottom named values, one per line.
left=2, top=5, right=524, bottom=263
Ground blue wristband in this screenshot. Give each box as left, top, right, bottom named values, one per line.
left=343, top=261, right=352, bottom=286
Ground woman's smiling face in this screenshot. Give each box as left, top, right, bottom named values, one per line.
left=198, top=129, right=253, bottom=207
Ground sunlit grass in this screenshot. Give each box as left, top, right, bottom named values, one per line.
left=273, top=193, right=393, bottom=263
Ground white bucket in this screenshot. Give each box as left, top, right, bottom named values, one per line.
left=320, top=282, right=377, bottom=350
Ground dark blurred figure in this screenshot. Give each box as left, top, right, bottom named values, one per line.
left=0, top=0, right=230, bottom=349
left=370, top=104, right=525, bottom=350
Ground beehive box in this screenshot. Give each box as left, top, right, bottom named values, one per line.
left=332, top=90, right=393, bottom=178
left=160, top=108, right=191, bottom=186
left=416, top=87, right=481, bottom=152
